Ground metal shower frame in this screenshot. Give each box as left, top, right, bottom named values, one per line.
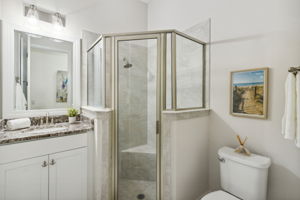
left=87, top=29, right=207, bottom=200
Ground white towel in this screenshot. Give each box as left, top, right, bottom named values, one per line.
left=15, top=83, right=27, bottom=110
left=296, top=74, right=300, bottom=147
left=282, top=73, right=296, bottom=140
left=6, top=118, right=31, bottom=130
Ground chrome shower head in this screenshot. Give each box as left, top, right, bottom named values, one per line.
left=124, top=62, right=133, bottom=69
left=123, top=58, right=133, bottom=69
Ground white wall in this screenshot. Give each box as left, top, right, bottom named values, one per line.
left=0, top=0, right=147, bottom=38
left=161, top=111, right=209, bottom=200
left=0, top=0, right=147, bottom=118
left=148, top=0, right=300, bottom=199
left=65, top=0, right=147, bottom=35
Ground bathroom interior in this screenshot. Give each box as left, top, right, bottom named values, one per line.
left=0, top=0, right=300, bottom=200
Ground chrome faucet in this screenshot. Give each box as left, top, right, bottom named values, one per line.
left=46, top=112, right=49, bottom=125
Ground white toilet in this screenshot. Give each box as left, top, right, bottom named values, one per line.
left=202, top=146, right=271, bottom=200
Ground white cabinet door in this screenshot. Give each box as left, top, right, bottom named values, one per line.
left=49, top=147, right=87, bottom=200
left=0, top=155, right=48, bottom=200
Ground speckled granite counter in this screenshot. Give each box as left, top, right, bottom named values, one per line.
left=0, top=121, right=93, bottom=145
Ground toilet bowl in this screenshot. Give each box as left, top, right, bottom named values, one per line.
left=201, top=146, right=271, bottom=200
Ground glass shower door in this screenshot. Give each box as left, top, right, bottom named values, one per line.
left=87, top=39, right=105, bottom=108
left=116, top=36, right=159, bottom=200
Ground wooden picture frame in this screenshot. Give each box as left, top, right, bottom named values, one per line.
left=230, top=68, right=269, bottom=119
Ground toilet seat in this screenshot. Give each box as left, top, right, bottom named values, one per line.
left=201, top=190, right=240, bottom=200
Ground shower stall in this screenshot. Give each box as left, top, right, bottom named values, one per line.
left=87, top=30, right=207, bottom=200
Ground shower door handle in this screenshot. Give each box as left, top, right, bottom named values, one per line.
left=156, top=120, right=160, bottom=134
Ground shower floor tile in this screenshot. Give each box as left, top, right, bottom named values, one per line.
left=118, top=179, right=156, bottom=200
left=122, top=144, right=156, bottom=154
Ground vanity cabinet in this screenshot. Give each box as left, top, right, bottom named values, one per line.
left=0, top=155, right=48, bottom=200
left=0, top=134, right=88, bottom=200
left=49, top=148, right=87, bottom=200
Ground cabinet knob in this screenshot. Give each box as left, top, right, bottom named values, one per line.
left=50, top=159, right=56, bottom=165
left=42, top=161, right=48, bottom=167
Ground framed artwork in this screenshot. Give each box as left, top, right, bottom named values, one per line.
left=230, top=68, right=269, bottom=119
left=56, top=71, right=68, bottom=103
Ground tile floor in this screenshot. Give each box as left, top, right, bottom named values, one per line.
left=118, top=179, right=156, bottom=200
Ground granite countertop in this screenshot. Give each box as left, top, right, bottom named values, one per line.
left=0, top=121, right=93, bottom=145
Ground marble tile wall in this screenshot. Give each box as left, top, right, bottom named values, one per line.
left=161, top=110, right=210, bottom=200
left=147, top=40, right=157, bottom=147
left=117, top=40, right=158, bottom=200
left=104, top=37, right=112, bottom=108
left=120, top=151, right=156, bottom=181
left=118, top=41, right=148, bottom=150
left=83, top=109, right=112, bottom=200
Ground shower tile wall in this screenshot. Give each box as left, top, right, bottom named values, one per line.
left=118, top=41, right=148, bottom=151
left=105, top=37, right=112, bottom=108
left=120, top=151, right=156, bottom=181
left=118, top=40, right=157, bottom=200
left=147, top=41, right=157, bottom=147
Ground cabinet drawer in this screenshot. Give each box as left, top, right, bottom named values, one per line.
left=0, top=133, right=88, bottom=164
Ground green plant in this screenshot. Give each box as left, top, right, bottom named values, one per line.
left=68, top=108, right=78, bottom=117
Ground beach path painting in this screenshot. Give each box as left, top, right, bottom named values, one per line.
left=231, top=68, right=268, bottom=119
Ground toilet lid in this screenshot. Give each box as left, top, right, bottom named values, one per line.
left=201, top=190, right=240, bottom=200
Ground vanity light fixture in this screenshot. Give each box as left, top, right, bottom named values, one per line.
left=52, top=12, right=64, bottom=30
left=26, top=4, right=39, bottom=24
left=24, top=5, right=66, bottom=28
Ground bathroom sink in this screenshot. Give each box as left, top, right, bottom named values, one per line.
left=21, top=126, right=67, bottom=135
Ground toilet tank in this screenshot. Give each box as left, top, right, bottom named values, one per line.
left=218, top=147, right=271, bottom=200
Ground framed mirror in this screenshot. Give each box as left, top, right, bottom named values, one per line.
left=2, top=23, right=80, bottom=118
left=14, top=30, right=73, bottom=110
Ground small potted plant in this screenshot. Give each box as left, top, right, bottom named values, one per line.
left=68, top=108, right=78, bottom=124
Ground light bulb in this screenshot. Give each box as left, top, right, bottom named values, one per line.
left=52, top=12, right=64, bottom=30
left=26, top=4, right=38, bottom=24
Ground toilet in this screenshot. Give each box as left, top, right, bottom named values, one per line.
left=202, top=146, right=271, bottom=200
